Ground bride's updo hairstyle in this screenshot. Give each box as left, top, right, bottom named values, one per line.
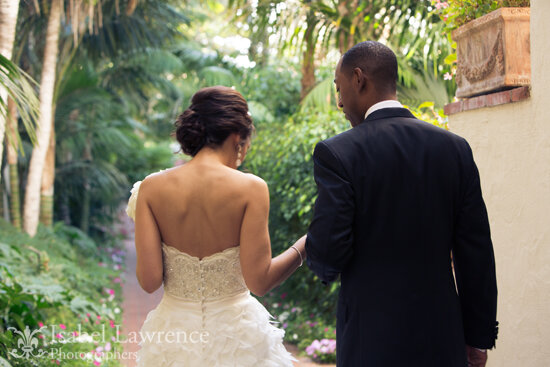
left=174, top=86, right=254, bottom=156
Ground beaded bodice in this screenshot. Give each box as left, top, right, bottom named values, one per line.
left=162, top=243, right=248, bottom=302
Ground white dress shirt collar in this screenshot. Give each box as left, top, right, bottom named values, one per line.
left=364, top=100, right=403, bottom=120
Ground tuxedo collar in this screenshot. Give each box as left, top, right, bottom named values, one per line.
left=360, top=107, right=416, bottom=124
left=364, top=100, right=403, bottom=119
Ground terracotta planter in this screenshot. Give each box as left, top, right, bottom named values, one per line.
left=452, top=7, right=530, bottom=98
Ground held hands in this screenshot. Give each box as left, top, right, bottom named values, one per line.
left=466, top=345, right=488, bottom=367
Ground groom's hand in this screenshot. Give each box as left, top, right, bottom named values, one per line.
left=466, top=345, right=488, bottom=367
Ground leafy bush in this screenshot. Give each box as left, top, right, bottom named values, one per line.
left=0, top=220, right=125, bottom=366
left=240, top=63, right=302, bottom=119
left=243, top=110, right=349, bottom=346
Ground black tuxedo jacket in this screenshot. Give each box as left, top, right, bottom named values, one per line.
left=305, top=108, right=498, bottom=367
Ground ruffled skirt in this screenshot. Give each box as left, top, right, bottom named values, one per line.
left=136, top=291, right=295, bottom=367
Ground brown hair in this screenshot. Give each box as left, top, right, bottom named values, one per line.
left=174, top=86, right=254, bottom=156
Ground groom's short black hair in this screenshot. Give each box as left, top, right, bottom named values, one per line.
left=341, top=41, right=398, bottom=94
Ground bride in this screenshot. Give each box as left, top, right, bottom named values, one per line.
left=126, top=86, right=306, bottom=366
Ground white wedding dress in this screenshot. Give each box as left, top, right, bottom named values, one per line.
left=126, top=175, right=295, bottom=367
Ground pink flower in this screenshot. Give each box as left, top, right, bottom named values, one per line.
left=38, top=322, right=44, bottom=327
left=93, top=361, right=101, bottom=366
left=113, top=277, right=122, bottom=283
left=444, top=72, right=453, bottom=80
left=97, top=315, right=102, bottom=320
left=59, top=324, right=66, bottom=330
left=86, top=313, right=91, bottom=317
left=435, top=1, right=449, bottom=10
left=107, top=289, right=115, bottom=295
left=280, top=292, right=287, bottom=300
left=56, top=333, right=63, bottom=339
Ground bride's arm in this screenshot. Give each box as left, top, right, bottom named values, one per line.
left=239, top=177, right=306, bottom=297
left=134, top=178, right=164, bottom=294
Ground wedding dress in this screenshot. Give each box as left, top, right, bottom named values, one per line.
left=126, top=175, right=295, bottom=367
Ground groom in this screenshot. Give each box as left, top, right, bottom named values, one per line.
left=305, top=41, right=498, bottom=367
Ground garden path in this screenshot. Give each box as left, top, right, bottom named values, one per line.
left=117, top=209, right=331, bottom=367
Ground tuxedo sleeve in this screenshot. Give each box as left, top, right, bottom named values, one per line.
left=453, top=143, right=498, bottom=349
left=306, top=141, right=354, bottom=284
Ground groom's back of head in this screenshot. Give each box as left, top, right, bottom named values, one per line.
left=341, top=41, right=398, bottom=95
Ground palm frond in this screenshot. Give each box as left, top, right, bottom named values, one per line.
left=0, top=54, right=39, bottom=148
left=300, top=77, right=337, bottom=114
left=198, top=66, right=236, bottom=87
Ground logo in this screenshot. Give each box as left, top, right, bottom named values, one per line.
left=7, top=326, right=47, bottom=359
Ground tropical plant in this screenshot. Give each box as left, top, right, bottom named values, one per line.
left=433, top=0, right=530, bottom=30
left=0, top=55, right=39, bottom=158
left=229, top=0, right=446, bottom=100
left=23, top=0, right=63, bottom=237
left=0, top=0, right=22, bottom=170
left=0, top=220, right=125, bottom=366
left=10, top=0, right=191, bottom=237
left=0, top=56, right=39, bottom=231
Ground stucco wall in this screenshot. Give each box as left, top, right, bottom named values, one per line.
left=447, top=0, right=550, bottom=365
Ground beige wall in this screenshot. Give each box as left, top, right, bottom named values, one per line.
left=448, top=0, right=550, bottom=365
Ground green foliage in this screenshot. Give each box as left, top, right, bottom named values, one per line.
left=244, top=110, right=349, bottom=334
left=0, top=220, right=125, bottom=366
left=405, top=101, right=448, bottom=130
left=433, top=0, right=530, bottom=30
left=240, top=64, right=302, bottom=118
left=0, top=54, right=39, bottom=151
left=115, top=138, right=175, bottom=188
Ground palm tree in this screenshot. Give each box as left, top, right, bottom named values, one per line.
left=16, top=0, right=182, bottom=234
left=1, top=1, right=38, bottom=224
left=229, top=0, right=450, bottom=102
left=6, top=97, right=22, bottom=228
left=23, top=0, right=62, bottom=236
left=0, top=55, right=39, bottom=177
left=0, top=0, right=21, bottom=168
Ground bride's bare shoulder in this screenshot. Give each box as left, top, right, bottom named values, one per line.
left=148, top=166, right=179, bottom=178
left=138, top=167, right=179, bottom=192
left=239, top=173, right=269, bottom=201
left=241, top=172, right=267, bottom=187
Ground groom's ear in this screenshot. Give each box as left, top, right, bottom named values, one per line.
left=353, top=67, right=367, bottom=92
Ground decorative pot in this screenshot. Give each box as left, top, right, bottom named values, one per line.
left=452, top=7, right=530, bottom=98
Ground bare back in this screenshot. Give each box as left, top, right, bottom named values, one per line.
left=143, top=161, right=253, bottom=259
